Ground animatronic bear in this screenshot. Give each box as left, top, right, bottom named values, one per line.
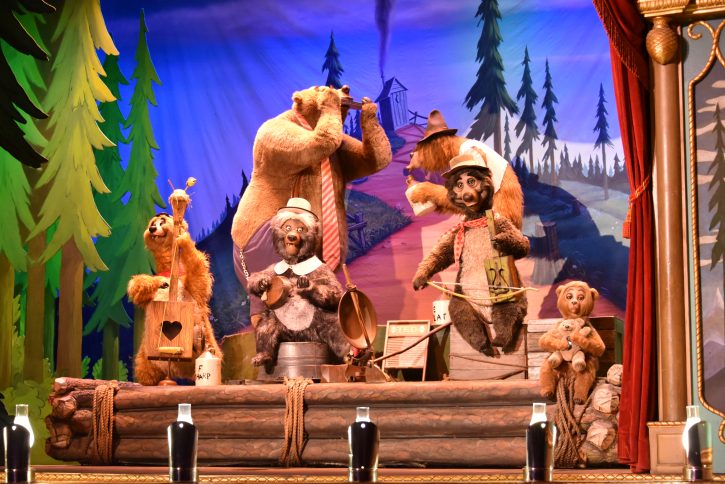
left=127, top=210, right=222, bottom=385
left=538, top=281, right=606, bottom=403
left=412, top=153, right=529, bottom=353
left=247, top=198, right=350, bottom=373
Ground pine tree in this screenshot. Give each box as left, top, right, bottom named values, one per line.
left=0, top=0, right=53, bottom=169
left=515, top=47, right=539, bottom=173
left=594, top=83, right=613, bottom=200
left=708, top=104, right=725, bottom=274
left=503, top=114, right=512, bottom=162
left=540, top=59, right=559, bottom=186
left=2, top=10, right=52, bottom=382
left=84, top=54, right=130, bottom=380
left=465, top=0, right=518, bottom=153
left=322, top=31, right=343, bottom=89
left=594, top=155, right=602, bottom=181
left=28, top=0, right=118, bottom=377
left=115, top=9, right=166, bottom=352
left=588, top=156, right=594, bottom=183
left=559, top=144, right=571, bottom=180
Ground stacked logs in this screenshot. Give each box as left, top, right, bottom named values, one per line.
left=46, top=378, right=552, bottom=466
left=579, top=364, right=623, bottom=465
left=46, top=378, right=140, bottom=461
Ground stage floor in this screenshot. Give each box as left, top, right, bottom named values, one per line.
left=5, top=466, right=723, bottom=483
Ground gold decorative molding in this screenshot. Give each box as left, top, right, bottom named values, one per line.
left=0, top=471, right=719, bottom=483
left=685, top=19, right=725, bottom=445
left=647, top=17, right=680, bottom=64
left=638, top=0, right=691, bottom=17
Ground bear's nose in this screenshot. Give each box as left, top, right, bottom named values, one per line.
left=149, top=225, right=157, bottom=233
left=462, top=192, right=475, bottom=203
left=286, top=233, right=298, bottom=242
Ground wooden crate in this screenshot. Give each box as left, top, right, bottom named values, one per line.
left=448, top=324, right=527, bottom=380
left=526, top=316, right=623, bottom=380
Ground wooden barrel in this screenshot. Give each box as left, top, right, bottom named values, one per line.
left=258, top=342, right=330, bottom=381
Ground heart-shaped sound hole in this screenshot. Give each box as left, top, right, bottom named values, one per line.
left=161, top=320, right=183, bottom=341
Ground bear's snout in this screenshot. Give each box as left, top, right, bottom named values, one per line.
left=462, top=191, right=476, bottom=203
left=286, top=233, right=298, bottom=243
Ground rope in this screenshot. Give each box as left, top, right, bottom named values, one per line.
left=426, top=280, right=537, bottom=304
left=553, top=376, right=589, bottom=468
left=91, top=381, right=118, bottom=464
left=279, top=376, right=313, bottom=466
left=622, top=173, right=651, bottom=239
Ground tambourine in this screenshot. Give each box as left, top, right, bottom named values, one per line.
left=261, top=276, right=293, bottom=309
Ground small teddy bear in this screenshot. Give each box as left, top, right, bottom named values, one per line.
left=538, top=281, right=606, bottom=403
left=247, top=198, right=350, bottom=373
left=546, top=318, right=589, bottom=372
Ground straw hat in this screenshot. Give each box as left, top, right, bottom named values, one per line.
left=277, top=197, right=318, bottom=219
left=418, top=110, right=458, bottom=144
left=442, top=152, right=490, bottom=178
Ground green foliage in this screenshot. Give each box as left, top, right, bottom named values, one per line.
left=29, top=0, right=119, bottom=271
left=81, top=356, right=91, bottom=379
left=540, top=59, right=559, bottom=163
left=85, top=54, right=132, bottom=335
left=465, top=0, right=518, bottom=141
left=515, top=46, right=540, bottom=160
left=109, top=9, right=166, bottom=308
left=593, top=83, right=613, bottom=149
left=0, top=148, right=34, bottom=270
left=89, top=358, right=129, bottom=381
left=322, top=31, right=343, bottom=89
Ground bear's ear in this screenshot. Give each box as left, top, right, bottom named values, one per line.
left=590, top=288, right=599, bottom=300
left=292, top=91, right=303, bottom=105
left=556, top=285, right=565, bottom=297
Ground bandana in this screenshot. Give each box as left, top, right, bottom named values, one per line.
left=445, top=217, right=489, bottom=265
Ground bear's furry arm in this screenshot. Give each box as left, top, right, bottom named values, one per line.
left=177, top=232, right=213, bottom=307
left=408, top=182, right=461, bottom=215
left=246, top=267, right=277, bottom=297
left=338, top=103, right=392, bottom=182
left=127, top=274, right=168, bottom=307
left=297, top=266, right=343, bottom=310
left=252, top=109, right=343, bottom=173
left=538, top=329, right=572, bottom=352
left=413, top=230, right=456, bottom=284
left=570, top=325, right=606, bottom=357
left=492, top=215, right=530, bottom=259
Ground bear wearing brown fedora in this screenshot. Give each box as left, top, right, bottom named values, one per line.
left=412, top=154, right=529, bottom=353
left=246, top=198, right=350, bottom=373
left=406, top=110, right=524, bottom=229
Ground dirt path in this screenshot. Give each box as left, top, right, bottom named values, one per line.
left=345, top=125, right=623, bottom=325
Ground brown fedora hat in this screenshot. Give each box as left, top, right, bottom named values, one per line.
left=442, top=152, right=489, bottom=178
left=418, top=109, right=458, bottom=144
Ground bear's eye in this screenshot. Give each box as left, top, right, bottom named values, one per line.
left=467, top=178, right=476, bottom=186
left=296, top=227, right=303, bottom=233
left=284, top=225, right=292, bottom=232
left=566, top=293, right=573, bottom=300
left=457, top=181, right=464, bottom=189
left=577, top=295, right=585, bottom=301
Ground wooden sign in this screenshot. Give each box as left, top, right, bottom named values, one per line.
left=383, top=320, right=430, bottom=379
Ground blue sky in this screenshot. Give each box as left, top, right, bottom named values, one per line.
left=102, top=0, right=620, bottom=235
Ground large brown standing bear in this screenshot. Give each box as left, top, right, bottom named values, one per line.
left=412, top=153, right=529, bottom=354
left=231, top=85, right=392, bottom=323
left=127, top=208, right=222, bottom=385
left=406, top=110, right=524, bottom=229
left=538, top=281, right=606, bottom=403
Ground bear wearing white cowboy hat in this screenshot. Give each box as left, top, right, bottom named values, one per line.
left=246, top=198, right=350, bottom=372
left=412, top=154, right=529, bottom=353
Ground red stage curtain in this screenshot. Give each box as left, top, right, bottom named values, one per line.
left=592, top=0, right=657, bottom=473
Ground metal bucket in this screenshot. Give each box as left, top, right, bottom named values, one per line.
left=258, top=342, right=329, bottom=381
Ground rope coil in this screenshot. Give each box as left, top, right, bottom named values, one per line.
left=426, top=280, right=537, bottom=304
left=279, top=376, right=313, bottom=466
left=553, top=376, right=591, bottom=468
left=92, top=381, right=118, bottom=464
